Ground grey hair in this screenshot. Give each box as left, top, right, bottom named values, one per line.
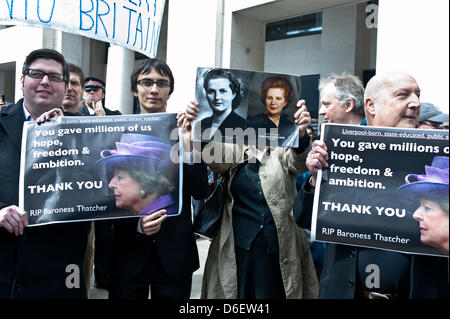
left=319, top=73, right=365, bottom=116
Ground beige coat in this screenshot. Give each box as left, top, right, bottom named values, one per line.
left=200, top=143, right=319, bottom=299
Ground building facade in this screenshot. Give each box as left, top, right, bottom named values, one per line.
left=1, top=0, right=448, bottom=122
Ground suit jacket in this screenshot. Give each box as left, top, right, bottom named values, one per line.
left=78, top=104, right=121, bottom=116
left=0, top=100, right=91, bottom=299
left=293, top=182, right=449, bottom=299
left=110, top=162, right=208, bottom=280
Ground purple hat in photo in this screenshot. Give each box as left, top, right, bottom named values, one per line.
left=96, top=133, right=172, bottom=173
left=397, top=156, right=449, bottom=204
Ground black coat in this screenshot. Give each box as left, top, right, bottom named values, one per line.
left=0, top=100, right=91, bottom=299
left=196, top=111, right=246, bottom=141
left=293, top=181, right=449, bottom=299
left=110, top=162, right=208, bottom=280
left=78, top=104, right=121, bottom=116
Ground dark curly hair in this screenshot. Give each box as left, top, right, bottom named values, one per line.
left=203, top=69, right=242, bottom=110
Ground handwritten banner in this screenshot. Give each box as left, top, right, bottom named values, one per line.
left=0, top=0, right=165, bottom=57
left=311, top=123, right=449, bottom=257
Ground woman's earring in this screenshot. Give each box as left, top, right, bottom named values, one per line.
left=140, top=189, right=146, bottom=198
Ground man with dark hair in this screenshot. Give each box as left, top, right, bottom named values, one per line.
left=80, top=76, right=121, bottom=116
left=108, top=58, right=208, bottom=299
left=0, top=48, right=91, bottom=299
left=130, top=58, right=174, bottom=113
left=62, top=63, right=85, bottom=114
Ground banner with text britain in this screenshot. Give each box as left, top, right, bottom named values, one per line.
left=0, top=0, right=165, bottom=57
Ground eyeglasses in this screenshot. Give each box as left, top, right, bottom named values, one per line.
left=25, top=68, right=65, bottom=83
left=137, top=78, right=170, bottom=89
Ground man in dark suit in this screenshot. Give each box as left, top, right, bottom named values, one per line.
left=0, top=48, right=90, bottom=299
left=108, top=58, right=208, bottom=299
left=79, top=76, right=121, bottom=116
left=294, top=71, right=448, bottom=299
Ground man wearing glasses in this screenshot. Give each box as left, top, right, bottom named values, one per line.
left=107, top=58, right=207, bottom=299
left=0, top=48, right=91, bottom=298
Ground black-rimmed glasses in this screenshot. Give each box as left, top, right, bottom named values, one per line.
left=137, top=78, right=170, bottom=89
left=25, top=68, right=65, bottom=83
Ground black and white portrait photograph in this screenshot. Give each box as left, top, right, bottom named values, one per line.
left=192, top=67, right=248, bottom=143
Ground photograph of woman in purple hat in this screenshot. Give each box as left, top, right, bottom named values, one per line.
left=96, top=133, right=178, bottom=216
left=397, top=156, right=449, bottom=255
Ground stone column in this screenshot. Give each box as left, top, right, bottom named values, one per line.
left=104, top=45, right=135, bottom=114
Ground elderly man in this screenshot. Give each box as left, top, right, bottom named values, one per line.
left=319, top=73, right=365, bottom=125
left=297, top=73, right=366, bottom=275
left=0, top=49, right=91, bottom=298
left=294, top=71, right=448, bottom=299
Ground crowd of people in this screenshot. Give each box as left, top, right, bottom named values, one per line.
left=0, top=47, right=448, bottom=300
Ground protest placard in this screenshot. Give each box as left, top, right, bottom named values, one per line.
left=0, top=0, right=165, bottom=57
left=192, top=67, right=302, bottom=147
left=19, top=113, right=182, bottom=226
left=311, top=123, right=449, bottom=257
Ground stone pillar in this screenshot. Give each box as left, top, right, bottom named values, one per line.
left=104, top=45, right=135, bottom=114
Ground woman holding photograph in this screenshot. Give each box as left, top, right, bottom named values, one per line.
left=397, top=156, right=449, bottom=254
left=196, top=69, right=246, bottom=140
left=96, top=133, right=177, bottom=216
left=247, top=76, right=297, bottom=145
left=182, top=99, right=318, bottom=299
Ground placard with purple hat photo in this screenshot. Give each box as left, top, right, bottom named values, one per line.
left=96, top=133, right=178, bottom=216
left=397, top=156, right=449, bottom=255
left=311, top=123, right=449, bottom=257
left=20, top=113, right=182, bottom=226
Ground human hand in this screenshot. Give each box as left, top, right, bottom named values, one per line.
left=140, top=209, right=168, bottom=236
left=306, top=140, right=329, bottom=186
left=93, top=101, right=106, bottom=116
left=294, top=100, right=311, bottom=137
left=177, top=100, right=199, bottom=131
left=36, top=108, right=64, bottom=124
left=0, top=205, right=28, bottom=236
